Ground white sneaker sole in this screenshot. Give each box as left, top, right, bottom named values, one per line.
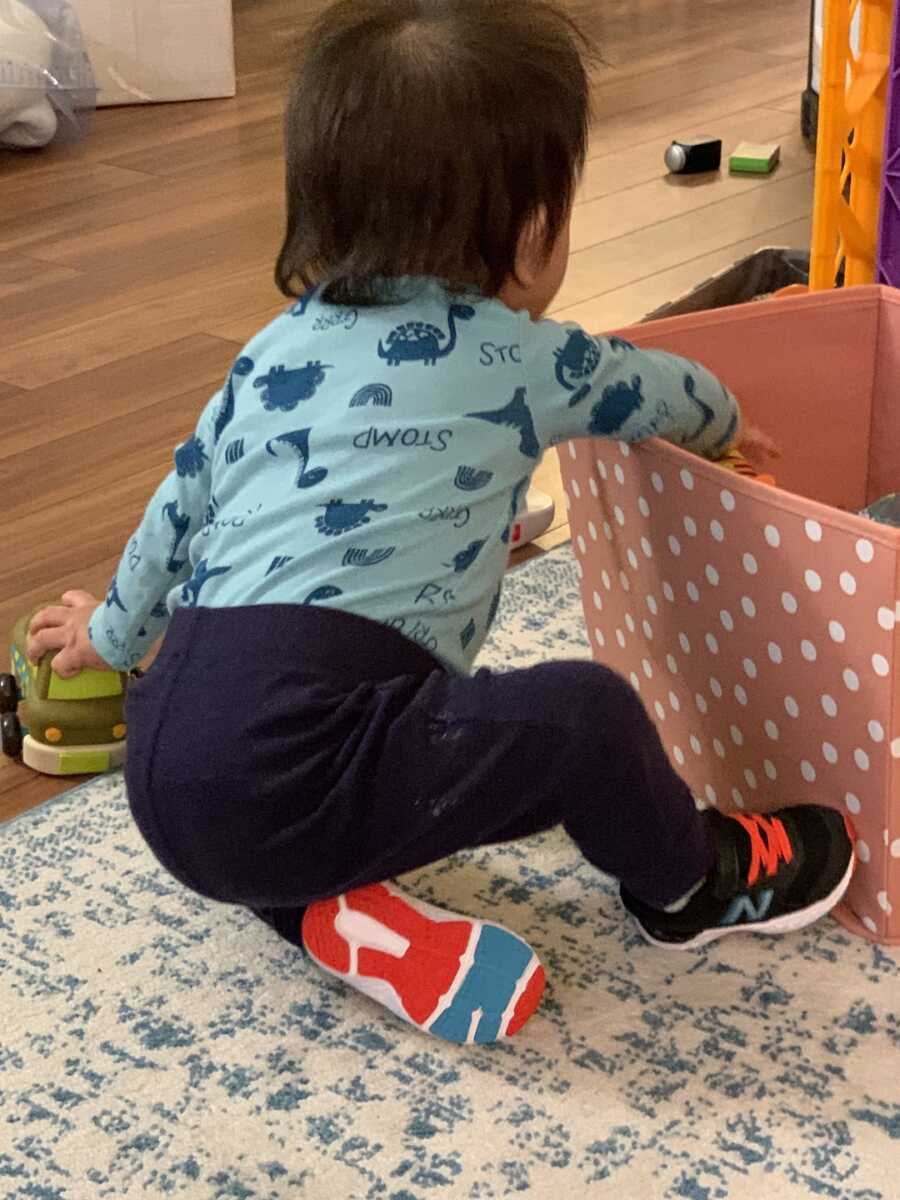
left=632, top=852, right=856, bottom=951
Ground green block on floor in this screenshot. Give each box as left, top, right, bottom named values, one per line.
left=729, top=141, right=781, bottom=174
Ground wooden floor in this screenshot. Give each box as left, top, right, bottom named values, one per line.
left=0, top=0, right=814, bottom=820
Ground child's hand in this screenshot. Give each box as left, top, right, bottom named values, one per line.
left=736, top=424, right=780, bottom=471
left=27, top=591, right=112, bottom=678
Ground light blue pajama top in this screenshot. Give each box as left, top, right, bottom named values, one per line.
left=89, top=279, right=738, bottom=674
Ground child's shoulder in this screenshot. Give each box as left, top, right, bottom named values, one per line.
left=239, top=278, right=521, bottom=365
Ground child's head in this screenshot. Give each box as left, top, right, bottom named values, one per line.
left=276, top=0, right=592, bottom=318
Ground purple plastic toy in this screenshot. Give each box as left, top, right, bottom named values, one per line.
left=876, top=2, right=900, bottom=285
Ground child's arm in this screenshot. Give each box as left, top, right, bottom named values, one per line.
left=520, top=316, right=740, bottom=458
left=86, top=395, right=221, bottom=670
left=29, top=391, right=222, bottom=675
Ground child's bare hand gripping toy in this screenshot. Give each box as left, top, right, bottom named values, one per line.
left=27, top=591, right=109, bottom=678
left=1, top=592, right=130, bottom=776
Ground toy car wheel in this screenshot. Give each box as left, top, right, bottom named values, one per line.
left=0, top=673, right=18, bottom=714
left=1, top=711, right=23, bottom=759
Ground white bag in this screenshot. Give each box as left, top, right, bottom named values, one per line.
left=0, top=0, right=58, bottom=147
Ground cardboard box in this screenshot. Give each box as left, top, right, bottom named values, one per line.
left=560, top=286, right=900, bottom=945
left=71, top=0, right=235, bottom=106
left=643, top=247, right=810, bottom=323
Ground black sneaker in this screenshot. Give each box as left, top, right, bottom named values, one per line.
left=621, top=806, right=856, bottom=949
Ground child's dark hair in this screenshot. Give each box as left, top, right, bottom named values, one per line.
left=276, top=0, right=593, bottom=306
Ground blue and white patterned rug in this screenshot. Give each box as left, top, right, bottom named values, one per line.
left=2, top=547, right=898, bottom=1200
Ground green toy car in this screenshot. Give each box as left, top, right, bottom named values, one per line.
left=0, top=611, right=130, bottom=776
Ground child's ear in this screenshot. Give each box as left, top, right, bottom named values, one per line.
left=514, top=208, right=549, bottom=286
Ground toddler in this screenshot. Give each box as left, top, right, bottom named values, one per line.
left=30, top=0, right=854, bottom=1046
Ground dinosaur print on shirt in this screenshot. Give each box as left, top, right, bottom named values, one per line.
left=254, top=363, right=332, bottom=411
left=466, top=388, right=540, bottom=459
left=378, top=304, right=475, bottom=367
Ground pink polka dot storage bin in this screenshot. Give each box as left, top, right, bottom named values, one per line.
left=560, top=286, right=900, bottom=944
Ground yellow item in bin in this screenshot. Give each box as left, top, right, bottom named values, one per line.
left=716, top=448, right=776, bottom=487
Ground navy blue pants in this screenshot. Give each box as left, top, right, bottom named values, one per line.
left=125, top=605, right=715, bottom=948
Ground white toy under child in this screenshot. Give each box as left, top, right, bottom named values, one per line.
left=509, top=487, right=555, bottom=549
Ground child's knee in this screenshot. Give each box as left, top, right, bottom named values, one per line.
left=536, top=659, right=648, bottom=732
left=537, top=662, right=660, bottom=769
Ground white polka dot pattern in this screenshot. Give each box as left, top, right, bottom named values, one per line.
left=561, top=435, right=900, bottom=943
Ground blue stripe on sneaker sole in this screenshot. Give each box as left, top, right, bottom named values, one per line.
left=429, top=923, right=534, bottom=1044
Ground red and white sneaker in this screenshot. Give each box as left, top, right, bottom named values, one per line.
left=301, top=882, right=545, bottom=1044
